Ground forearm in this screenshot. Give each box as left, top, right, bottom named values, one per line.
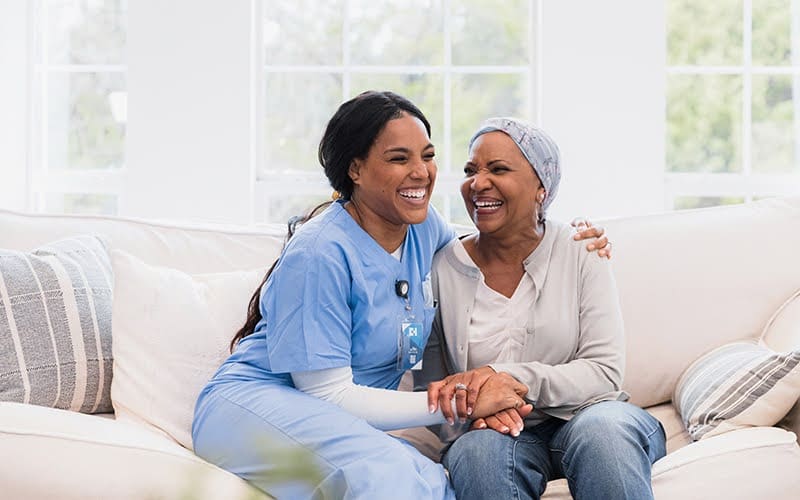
left=292, top=367, right=454, bottom=431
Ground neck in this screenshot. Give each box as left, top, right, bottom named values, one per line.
left=344, top=200, right=407, bottom=253
left=467, top=221, right=545, bottom=267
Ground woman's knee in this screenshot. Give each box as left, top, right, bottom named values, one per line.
left=443, top=429, right=511, bottom=472
left=562, top=401, right=666, bottom=461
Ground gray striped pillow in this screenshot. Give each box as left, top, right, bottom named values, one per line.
left=0, top=235, right=113, bottom=413
left=673, top=341, right=800, bottom=441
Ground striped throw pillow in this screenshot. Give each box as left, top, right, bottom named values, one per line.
left=673, top=341, right=800, bottom=441
left=0, top=235, right=113, bottom=413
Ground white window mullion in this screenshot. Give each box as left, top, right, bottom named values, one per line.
left=342, top=0, right=351, bottom=101
left=531, top=0, right=540, bottom=124
left=743, top=0, right=753, bottom=203
left=792, top=0, right=800, bottom=172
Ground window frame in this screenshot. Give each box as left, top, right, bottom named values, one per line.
left=665, top=0, right=800, bottom=208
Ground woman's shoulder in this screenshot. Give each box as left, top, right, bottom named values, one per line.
left=281, top=204, right=357, bottom=263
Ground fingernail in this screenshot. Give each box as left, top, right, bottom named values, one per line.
left=587, top=244, right=595, bottom=250
left=501, top=426, right=509, bottom=433
left=467, top=407, right=473, bottom=416
left=429, top=405, right=435, bottom=414
left=478, top=422, right=487, bottom=429
left=573, top=234, right=580, bottom=240
left=511, top=429, right=519, bottom=437
left=519, top=424, right=525, bottom=432
left=448, top=418, right=454, bottom=426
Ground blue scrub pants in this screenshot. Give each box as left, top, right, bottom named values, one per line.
left=442, top=401, right=666, bottom=500
left=192, top=379, right=454, bottom=499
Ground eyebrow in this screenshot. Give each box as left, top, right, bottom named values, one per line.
left=464, top=159, right=510, bottom=167
left=383, top=143, right=435, bottom=155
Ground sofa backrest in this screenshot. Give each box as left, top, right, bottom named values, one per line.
left=603, top=197, right=800, bottom=407
left=0, top=209, right=286, bottom=274
left=3, top=198, right=799, bottom=409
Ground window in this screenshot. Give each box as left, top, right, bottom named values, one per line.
left=666, top=0, right=800, bottom=209
left=31, top=0, right=127, bottom=215
left=257, top=0, right=536, bottom=225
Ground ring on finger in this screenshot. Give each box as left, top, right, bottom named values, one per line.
left=454, top=383, right=468, bottom=391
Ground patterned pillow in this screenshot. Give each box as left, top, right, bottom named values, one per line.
left=0, top=235, right=113, bottom=413
left=673, top=341, right=800, bottom=440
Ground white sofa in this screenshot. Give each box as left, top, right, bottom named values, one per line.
left=1, top=197, right=800, bottom=499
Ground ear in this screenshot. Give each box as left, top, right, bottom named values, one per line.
left=348, top=159, right=362, bottom=185
left=537, top=189, right=546, bottom=203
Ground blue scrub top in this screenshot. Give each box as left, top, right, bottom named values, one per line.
left=214, top=200, right=455, bottom=391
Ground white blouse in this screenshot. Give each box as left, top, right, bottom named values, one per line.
left=451, top=241, right=536, bottom=369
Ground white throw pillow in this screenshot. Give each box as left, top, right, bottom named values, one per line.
left=110, top=250, right=265, bottom=449
left=673, top=341, right=800, bottom=441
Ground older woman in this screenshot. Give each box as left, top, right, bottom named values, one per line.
left=417, top=118, right=666, bottom=500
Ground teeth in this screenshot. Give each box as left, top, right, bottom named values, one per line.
left=474, top=200, right=502, bottom=208
left=399, top=189, right=426, bottom=199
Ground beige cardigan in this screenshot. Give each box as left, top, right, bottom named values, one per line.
left=414, top=220, right=628, bottom=436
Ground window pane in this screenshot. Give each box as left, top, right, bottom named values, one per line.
left=431, top=192, right=474, bottom=229
left=673, top=196, right=744, bottom=210
left=46, top=0, right=126, bottom=65
left=752, top=74, right=797, bottom=173
left=264, top=1, right=343, bottom=65
left=262, top=73, right=342, bottom=177
left=48, top=72, right=126, bottom=170
left=348, top=0, right=444, bottom=65
left=451, top=73, right=529, bottom=172
left=666, top=74, right=742, bottom=173
left=46, top=193, right=118, bottom=215
left=350, top=73, right=444, bottom=148
left=451, top=0, right=529, bottom=66
left=752, top=0, right=792, bottom=66
left=667, top=0, right=742, bottom=66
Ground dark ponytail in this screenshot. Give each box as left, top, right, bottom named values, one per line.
left=229, top=201, right=332, bottom=352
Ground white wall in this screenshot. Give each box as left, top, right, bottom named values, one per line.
left=0, top=0, right=29, bottom=211
left=541, top=1, right=666, bottom=221
left=125, top=0, right=255, bottom=223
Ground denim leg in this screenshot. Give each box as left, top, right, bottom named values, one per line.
left=548, top=401, right=667, bottom=500
left=442, top=428, right=554, bottom=500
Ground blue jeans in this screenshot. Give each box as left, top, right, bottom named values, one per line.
left=442, top=401, right=666, bottom=500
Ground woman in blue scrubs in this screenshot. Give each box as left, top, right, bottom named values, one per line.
left=191, top=91, right=546, bottom=499
left=192, top=91, right=607, bottom=499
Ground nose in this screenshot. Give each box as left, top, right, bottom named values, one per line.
left=409, top=157, right=430, bottom=179
left=470, top=170, right=491, bottom=191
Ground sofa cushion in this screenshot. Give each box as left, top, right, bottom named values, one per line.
left=542, top=426, right=800, bottom=499
left=0, top=402, right=267, bottom=499
left=110, top=250, right=264, bottom=449
left=0, top=235, right=113, bottom=413
left=673, top=341, right=800, bottom=440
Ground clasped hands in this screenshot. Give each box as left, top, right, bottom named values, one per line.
left=427, top=366, right=533, bottom=437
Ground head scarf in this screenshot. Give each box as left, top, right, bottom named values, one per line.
left=468, top=117, right=561, bottom=220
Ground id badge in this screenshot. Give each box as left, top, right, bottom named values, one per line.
left=397, top=315, right=424, bottom=371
